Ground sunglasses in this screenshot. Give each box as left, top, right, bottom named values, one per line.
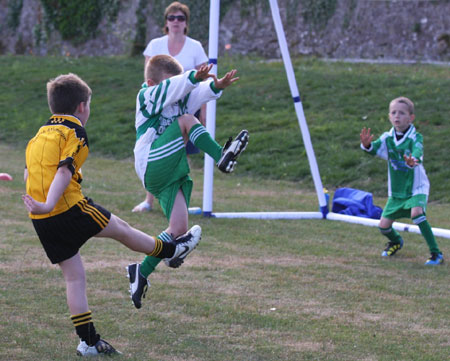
left=167, top=15, right=186, bottom=22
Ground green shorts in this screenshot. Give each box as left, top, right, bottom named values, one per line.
left=144, top=120, right=192, bottom=220
left=382, top=194, right=428, bottom=220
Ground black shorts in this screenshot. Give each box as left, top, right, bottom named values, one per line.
left=31, top=197, right=111, bottom=264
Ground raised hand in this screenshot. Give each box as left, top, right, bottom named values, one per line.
left=194, top=63, right=214, bottom=81
left=212, top=69, right=239, bottom=90
left=360, top=127, right=373, bottom=149
left=403, top=153, right=419, bottom=167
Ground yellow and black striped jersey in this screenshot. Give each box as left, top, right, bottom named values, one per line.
left=25, top=115, right=89, bottom=219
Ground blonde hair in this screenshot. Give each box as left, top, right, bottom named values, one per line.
left=163, top=1, right=190, bottom=35
left=390, top=97, right=415, bottom=114
left=47, top=73, right=91, bottom=114
left=145, top=55, right=183, bottom=84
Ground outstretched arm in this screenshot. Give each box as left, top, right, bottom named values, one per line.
left=360, top=127, right=373, bottom=149
left=22, top=165, right=72, bottom=214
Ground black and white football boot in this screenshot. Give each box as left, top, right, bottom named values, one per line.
left=76, top=339, right=121, bottom=357
left=217, top=129, right=249, bottom=173
left=126, top=263, right=150, bottom=309
left=164, top=225, right=202, bottom=268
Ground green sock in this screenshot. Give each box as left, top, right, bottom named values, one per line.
left=379, top=227, right=403, bottom=244
left=188, top=124, right=222, bottom=162
left=140, top=231, right=173, bottom=278
left=413, top=215, right=440, bottom=254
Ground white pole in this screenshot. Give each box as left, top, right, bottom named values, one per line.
left=327, top=212, right=450, bottom=239
left=212, top=212, right=323, bottom=219
left=203, top=0, right=220, bottom=217
left=268, top=0, right=328, bottom=217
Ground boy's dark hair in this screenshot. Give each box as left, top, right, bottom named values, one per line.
left=390, top=96, right=415, bottom=114
left=164, top=1, right=190, bottom=35
left=47, top=73, right=92, bottom=114
left=145, top=55, right=183, bottom=84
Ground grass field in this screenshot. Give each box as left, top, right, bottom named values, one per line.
left=1, top=140, right=449, bottom=361
left=1, top=55, right=449, bottom=201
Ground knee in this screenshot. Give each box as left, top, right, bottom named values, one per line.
left=178, top=114, right=197, bottom=122
left=178, top=114, right=199, bottom=132
left=411, top=207, right=424, bottom=220
left=116, top=217, right=133, bottom=236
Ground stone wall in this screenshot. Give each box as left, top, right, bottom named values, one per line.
left=0, top=0, right=449, bottom=61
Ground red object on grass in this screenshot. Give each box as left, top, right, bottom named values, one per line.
left=0, top=173, right=13, bottom=181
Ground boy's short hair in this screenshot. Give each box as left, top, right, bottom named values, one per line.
left=47, top=73, right=92, bottom=114
left=390, top=96, right=415, bottom=114
left=164, top=1, right=190, bottom=35
left=145, top=55, right=183, bottom=84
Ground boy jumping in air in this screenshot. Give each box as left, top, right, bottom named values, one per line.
left=360, top=96, right=444, bottom=265
left=128, top=55, right=249, bottom=308
left=23, top=73, right=199, bottom=356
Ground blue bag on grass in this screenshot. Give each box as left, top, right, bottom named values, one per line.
left=332, top=187, right=382, bottom=219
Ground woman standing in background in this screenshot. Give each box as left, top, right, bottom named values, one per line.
left=133, top=1, right=208, bottom=213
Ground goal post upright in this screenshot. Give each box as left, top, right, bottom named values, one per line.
left=203, top=0, right=328, bottom=218
left=202, top=0, right=220, bottom=217
left=268, top=0, right=328, bottom=217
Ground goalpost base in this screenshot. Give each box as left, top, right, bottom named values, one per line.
left=327, top=212, right=450, bottom=239
left=199, top=211, right=450, bottom=239
left=205, top=211, right=324, bottom=220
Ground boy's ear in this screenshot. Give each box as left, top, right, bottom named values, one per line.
left=410, top=114, right=415, bottom=123
left=146, top=79, right=156, bottom=86
left=76, top=101, right=85, bottom=113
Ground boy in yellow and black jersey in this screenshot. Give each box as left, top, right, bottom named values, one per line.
left=23, top=73, right=200, bottom=356
left=25, top=114, right=88, bottom=219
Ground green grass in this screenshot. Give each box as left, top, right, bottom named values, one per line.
left=1, top=142, right=449, bottom=361
left=1, top=55, right=449, bottom=360
left=1, top=55, right=449, bottom=201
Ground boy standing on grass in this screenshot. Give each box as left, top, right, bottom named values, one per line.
left=360, top=96, right=444, bottom=265
left=128, top=55, right=249, bottom=308
left=23, top=73, right=199, bottom=356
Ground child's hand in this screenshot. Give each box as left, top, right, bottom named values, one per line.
left=360, top=127, right=373, bottom=149
left=403, top=154, right=419, bottom=167
left=212, top=69, right=239, bottom=90
left=22, top=194, right=52, bottom=214
left=194, top=63, right=213, bottom=81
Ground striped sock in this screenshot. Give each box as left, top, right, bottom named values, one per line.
left=413, top=215, right=440, bottom=254
left=140, top=232, right=174, bottom=278
left=379, top=226, right=403, bottom=244
left=71, top=311, right=99, bottom=346
left=189, top=124, right=222, bottom=162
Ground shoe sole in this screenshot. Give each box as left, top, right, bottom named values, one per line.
left=166, top=226, right=202, bottom=268
left=218, top=130, right=249, bottom=173
left=126, top=264, right=148, bottom=309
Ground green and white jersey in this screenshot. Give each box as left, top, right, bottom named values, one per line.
left=361, top=125, right=429, bottom=198
left=133, top=70, right=222, bottom=183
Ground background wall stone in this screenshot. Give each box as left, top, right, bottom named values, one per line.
left=0, top=0, right=448, bottom=61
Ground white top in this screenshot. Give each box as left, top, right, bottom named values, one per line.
left=133, top=71, right=221, bottom=183
left=143, top=35, right=208, bottom=71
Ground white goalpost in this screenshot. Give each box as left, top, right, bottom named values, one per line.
left=199, top=0, right=450, bottom=239
left=202, top=0, right=327, bottom=220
